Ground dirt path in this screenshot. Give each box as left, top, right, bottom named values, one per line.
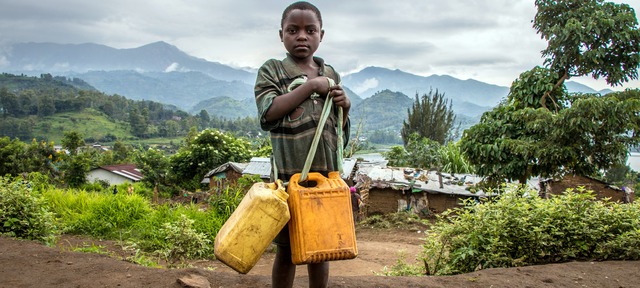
left=1, top=227, right=639, bottom=287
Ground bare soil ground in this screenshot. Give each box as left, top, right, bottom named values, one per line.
left=1, top=226, right=639, bottom=287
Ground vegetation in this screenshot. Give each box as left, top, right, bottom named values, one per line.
left=461, top=0, right=640, bottom=185
left=401, top=90, right=457, bottom=145
left=384, top=134, right=474, bottom=174
left=0, top=73, right=266, bottom=143
left=417, top=185, right=640, bottom=275
left=0, top=176, right=57, bottom=245
left=0, top=174, right=250, bottom=264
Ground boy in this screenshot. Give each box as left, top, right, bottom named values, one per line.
left=254, top=2, right=350, bottom=287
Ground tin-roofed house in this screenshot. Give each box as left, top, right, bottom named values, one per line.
left=539, top=175, right=634, bottom=203
left=202, top=162, right=248, bottom=191
left=86, top=164, right=143, bottom=185
left=355, top=165, right=493, bottom=217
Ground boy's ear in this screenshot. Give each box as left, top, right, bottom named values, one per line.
left=279, top=29, right=284, bottom=42
left=320, top=29, right=325, bottom=41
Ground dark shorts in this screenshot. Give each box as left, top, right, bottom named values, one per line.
left=273, top=223, right=290, bottom=246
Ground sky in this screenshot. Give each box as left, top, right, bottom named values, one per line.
left=0, top=0, right=639, bottom=91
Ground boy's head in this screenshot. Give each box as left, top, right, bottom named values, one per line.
left=281, top=1, right=322, bottom=28
left=279, top=1, right=324, bottom=59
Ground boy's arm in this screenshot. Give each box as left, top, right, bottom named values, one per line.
left=263, top=77, right=332, bottom=122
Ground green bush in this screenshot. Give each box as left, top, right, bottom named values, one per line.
left=129, top=203, right=222, bottom=257
left=0, top=176, right=57, bottom=244
left=156, top=214, right=212, bottom=266
left=419, top=185, right=640, bottom=275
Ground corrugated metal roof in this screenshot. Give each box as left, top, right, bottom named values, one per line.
left=97, top=164, right=143, bottom=181
left=203, top=162, right=248, bottom=178
left=240, top=157, right=359, bottom=181
left=356, top=166, right=493, bottom=197
left=242, top=157, right=272, bottom=179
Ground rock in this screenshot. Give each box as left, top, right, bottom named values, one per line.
left=177, top=274, right=211, bottom=288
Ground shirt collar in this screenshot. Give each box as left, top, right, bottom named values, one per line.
left=281, top=53, right=326, bottom=79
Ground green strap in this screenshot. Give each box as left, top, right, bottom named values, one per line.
left=287, top=77, right=344, bottom=182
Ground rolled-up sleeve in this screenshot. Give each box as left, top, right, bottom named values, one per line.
left=255, top=60, right=283, bottom=131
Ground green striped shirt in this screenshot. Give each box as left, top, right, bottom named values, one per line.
left=255, top=54, right=350, bottom=181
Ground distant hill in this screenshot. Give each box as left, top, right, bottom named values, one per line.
left=2, top=41, right=256, bottom=84
left=341, top=67, right=508, bottom=109
left=74, top=70, right=253, bottom=112
left=0, top=41, right=618, bottom=133
left=349, top=89, right=414, bottom=132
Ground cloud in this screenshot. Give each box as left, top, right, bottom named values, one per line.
left=0, top=0, right=637, bottom=91
left=165, top=62, right=180, bottom=72
left=352, top=78, right=379, bottom=94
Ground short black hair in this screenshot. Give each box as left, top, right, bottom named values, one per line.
left=281, top=1, right=322, bottom=28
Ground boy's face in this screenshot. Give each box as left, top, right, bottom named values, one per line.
left=280, top=9, right=324, bottom=60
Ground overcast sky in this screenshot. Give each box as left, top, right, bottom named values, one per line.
left=1, top=0, right=639, bottom=91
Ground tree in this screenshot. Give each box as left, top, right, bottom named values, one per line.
left=61, top=131, right=85, bottom=156
left=170, top=128, right=252, bottom=190
left=59, top=131, right=89, bottom=188
left=401, top=90, right=456, bottom=145
left=533, top=0, right=640, bottom=108
left=0, top=136, right=26, bottom=176
left=129, top=107, right=148, bottom=138
left=198, top=109, right=211, bottom=129
left=0, top=87, right=20, bottom=117
left=461, top=0, right=640, bottom=185
left=134, top=147, right=171, bottom=189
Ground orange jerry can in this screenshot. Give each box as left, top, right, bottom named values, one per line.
left=214, top=180, right=290, bottom=274
left=287, top=171, right=358, bottom=264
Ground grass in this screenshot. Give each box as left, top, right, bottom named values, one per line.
left=33, top=108, right=129, bottom=143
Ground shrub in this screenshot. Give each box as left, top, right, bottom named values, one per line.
left=419, top=185, right=640, bottom=275
left=157, top=214, right=212, bottom=266
left=0, top=176, right=56, bottom=244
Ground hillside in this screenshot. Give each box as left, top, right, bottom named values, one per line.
left=349, top=90, right=414, bottom=131
left=0, top=41, right=617, bottom=140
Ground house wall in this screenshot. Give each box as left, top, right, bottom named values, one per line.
left=367, top=188, right=404, bottom=215
left=86, top=169, right=131, bottom=185
left=367, top=187, right=472, bottom=217
left=427, top=193, right=466, bottom=213
left=209, top=170, right=243, bottom=192
left=548, top=175, right=633, bottom=203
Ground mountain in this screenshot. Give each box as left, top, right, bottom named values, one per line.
left=342, top=67, right=508, bottom=109
left=2, top=41, right=256, bottom=84
left=564, top=81, right=614, bottom=94
left=349, top=89, right=415, bottom=132
left=0, top=41, right=615, bottom=126
left=73, top=70, right=253, bottom=111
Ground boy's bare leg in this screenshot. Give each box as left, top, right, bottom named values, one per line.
left=307, top=262, right=329, bottom=288
left=273, top=246, right=295, bottom=288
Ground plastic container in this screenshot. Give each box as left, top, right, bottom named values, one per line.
left=287, top=171, right=358, bottom=264
left=214, top=180, right=289, bottom=274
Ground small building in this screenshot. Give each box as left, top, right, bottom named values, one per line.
left=202, top=162, right=248, bottom=190
left=540, top=175, right=634, bottom=203
left=203, top=157, right=360, bottom=184
left=86, top=164, right=143, bottom=185
left=355, top=165, right=492, bottom=217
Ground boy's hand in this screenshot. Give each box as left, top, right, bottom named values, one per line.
left=329, top=84, right=350, bottom=109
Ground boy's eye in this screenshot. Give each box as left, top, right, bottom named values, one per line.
left=307, top=29, right=316, bottom=34
left=287, top=28, right=297, bottom=34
